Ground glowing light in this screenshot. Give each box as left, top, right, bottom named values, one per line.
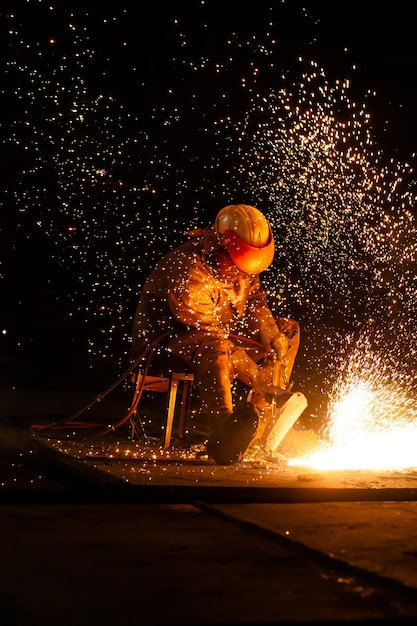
left=290, top=425, right=417, bottom=471
left=289, top=336, right=417, bottom=470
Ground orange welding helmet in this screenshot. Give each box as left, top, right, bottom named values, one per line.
left=215, top=204, right=275, bottom=274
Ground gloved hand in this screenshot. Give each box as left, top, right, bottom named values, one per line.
left=270, top=332, right=290, bottom=361
left=260, top=326, right=290, bottom=360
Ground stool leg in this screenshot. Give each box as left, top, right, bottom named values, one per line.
left=129, top=410, right=147, bottom=443
left=129, top=373, right=147, bottom=443
left=164, top=377, right=179, bottom=449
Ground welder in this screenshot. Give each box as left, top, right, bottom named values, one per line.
left=132, top=204, right=300, bottom=464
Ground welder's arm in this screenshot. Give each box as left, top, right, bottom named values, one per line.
left=258, top=316, right=290, bottom=360
left=246, top=277, right=290, bottom=359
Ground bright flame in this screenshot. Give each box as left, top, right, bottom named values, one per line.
left=289, top=336, right=417, bottom=470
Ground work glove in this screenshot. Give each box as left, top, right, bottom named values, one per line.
left=270, top=332, right=291, bottom=361
left=260, top=326, right=290, bottom=361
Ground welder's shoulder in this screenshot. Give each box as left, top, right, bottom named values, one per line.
left=147, top=241, right=199, bottom=286
left=165, top=238, right=202, bottom=267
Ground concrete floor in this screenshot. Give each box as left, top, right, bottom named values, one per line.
left=1, top=389, right=417, bottom=625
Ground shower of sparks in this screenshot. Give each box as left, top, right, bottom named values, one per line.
left=2, top=2, right=417, bottom=466
left=231, top=67, right=417, bottom=399
left=288, top=333, right=417, bottom=470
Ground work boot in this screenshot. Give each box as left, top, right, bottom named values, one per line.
left=206, top=403, right=259, bottom=465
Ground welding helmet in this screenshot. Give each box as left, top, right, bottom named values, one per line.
left=215, top=204, right=274, bottom=274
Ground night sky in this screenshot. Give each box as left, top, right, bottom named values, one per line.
left=1, top=1, right=417, bottom=420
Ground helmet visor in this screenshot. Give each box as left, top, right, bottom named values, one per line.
left=223, top=228, right=274, bottom=274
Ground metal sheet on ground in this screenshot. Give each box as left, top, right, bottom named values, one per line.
left=213, top=501, right=417, bottom=590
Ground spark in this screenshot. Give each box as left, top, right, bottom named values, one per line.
left=2, top=4, right=417, bottom=472
left=289, top=334, right=417, bottom=470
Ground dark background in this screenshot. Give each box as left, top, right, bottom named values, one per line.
left=1, top=1, right=416, bottom=422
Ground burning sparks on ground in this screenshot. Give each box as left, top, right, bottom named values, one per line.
left=289, top=337, right=417, bottom=470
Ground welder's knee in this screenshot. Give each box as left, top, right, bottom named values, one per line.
left=276, top=317, right=300, bottom=340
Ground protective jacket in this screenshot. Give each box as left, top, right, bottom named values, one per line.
left=132, top=227, right=278, bottom=359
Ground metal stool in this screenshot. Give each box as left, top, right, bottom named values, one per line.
left=130, top=368, right=194, bottom=448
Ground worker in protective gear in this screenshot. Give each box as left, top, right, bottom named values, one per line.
left=132, top=204, right=300, bottom=464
